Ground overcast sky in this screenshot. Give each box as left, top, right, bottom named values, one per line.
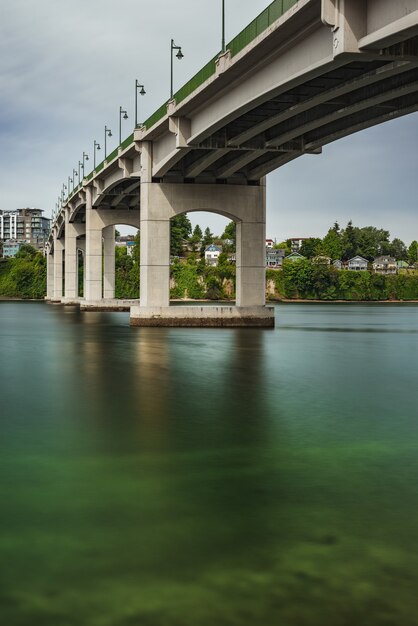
left=0, top=0, right=417, bottom=243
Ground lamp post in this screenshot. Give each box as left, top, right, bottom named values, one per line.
left=82, top=152, right=89, bottom=179
left=119, top=106, right=128, bottom=144
left=68, top=176, right=73, bottom=196
left=62, top=184, right=67, bottom=203
left=170, top=39, right=184, bottom=99
left=94, top=140, right=101, bottom=168
left=104, top=125, right=112, bottom=159
left=78, top=161, right=82, bottom=182
left=73, top=169, right=78, bottom=192
left=222, top=0, right=226, bottom=53
left=135, top=80, right=146, bottom=127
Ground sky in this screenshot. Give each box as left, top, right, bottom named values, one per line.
left=0, top=0, right=417, bottom=244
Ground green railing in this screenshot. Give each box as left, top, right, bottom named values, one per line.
left=142, top=0, right=298, bottom=130
left=78, top=0, right=298, bottom=187
left=121, top=133, right=134, bottom=150
left=106, top=147, right=118, bottom=163
left=229, top=0, right=298, bottom=56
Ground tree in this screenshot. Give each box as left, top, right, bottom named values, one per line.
left=299, top=238, right=322, bottom=259
left=222, top=221, right=236, bottom=244
left=389, top=238, right=407, bottom=260
left=201, top=226, right=214, bottom=253
left=341, top=221, right=359, bottom=260
left=170, top=214, right=192, bottom=256
left=321, top=225, right=342, bottom=260
left=188, top=225, right=203, bottom=253
left=408, top=240, right=418, bottom=265
left=15, top=243, right=38, bottom=259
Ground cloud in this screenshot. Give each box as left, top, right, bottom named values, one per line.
left=0, top=0, right=417, bottom=244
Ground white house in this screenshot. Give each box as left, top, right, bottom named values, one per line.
left=205, top=244, right=222, bottom=266
left=347, top=256, right=368, bottom=271
left=373, top=256, right=397, bottom=275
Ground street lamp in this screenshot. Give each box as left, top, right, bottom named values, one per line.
left=73, top=169, right=78, bottom=191
left=119, top=106, right=128, bottom=144
left=68, top=176, right=73, bottom=196
left=62, top=184, right=67, bottom=202
left=104, top=125, right=112, bottom=159
left=170, top=39, right=184, bottom=99
left=222, top=0, right=226, bottom=53
left=135, top=80, right=146, bottom=128
left=82, top=152, right=89, bottom=178
left=94, top=140, right=101, bottom=168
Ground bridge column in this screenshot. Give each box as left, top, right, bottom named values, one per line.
left=46, top=251, right=54, bottom=300
left=131, top=175, right=273, bottom=327
left=85, top=187, right=103, bottom=302
left=139, top=143, right=170, bottom=308
left=64, top=218, right=84, bottom=303
left=53, top=237, right=64, bottom=301
left=236, top=180, right=266, bottom=308
left=103, top=225, right=115, bottom=300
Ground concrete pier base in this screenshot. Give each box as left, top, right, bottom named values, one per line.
left=81, top=299, right=140, bottom=312
left=130, top=305, right=275, bottom=328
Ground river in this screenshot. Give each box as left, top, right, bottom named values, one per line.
left=1, top=302, right=417, bottom=625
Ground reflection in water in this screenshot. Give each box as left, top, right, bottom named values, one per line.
left=1, top=302, right=418, bottom=625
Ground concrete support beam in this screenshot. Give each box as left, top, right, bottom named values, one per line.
left=64, top=219, right=84, bottom=302
left=266, top=80, right=418, bottom=148
left=103, top=225, right=115, bottom=299
left=85, top=187, right=103, bottom=302
left=46, top=252, right=54, bottom=300
left=236, top=180, right=266, bottom=308
left=53, top=237, right=64, bottom=301
left=185, top=148, right=231, bottom=178
left=228, top=61, right=414, bottom=147
left=216, top=150, right=264, bottom=179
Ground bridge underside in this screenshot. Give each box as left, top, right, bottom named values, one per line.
left=46, top=0, right=418, bottom=327
left=165, top=50, right=418, bottom=183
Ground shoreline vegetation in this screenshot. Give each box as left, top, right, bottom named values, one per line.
left=2, top=253, right=418, bottom=303
left=2, top=218, right=418, bottom=303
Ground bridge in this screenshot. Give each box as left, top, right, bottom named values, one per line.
left=46, top=0, right=418, bottom=326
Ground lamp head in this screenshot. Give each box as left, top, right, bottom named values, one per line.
left=123, top=112, right=128, bottom=120
left=176, top=48, right=184, bottom=60
left=140, top=86, right=146, bottom=96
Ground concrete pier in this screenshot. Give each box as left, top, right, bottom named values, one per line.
left=130, top=305, right=275, bottom=327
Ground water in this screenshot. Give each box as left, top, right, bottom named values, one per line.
left=1, top=302, right=418, bottom=626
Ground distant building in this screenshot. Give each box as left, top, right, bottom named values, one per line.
left=373, top=256, right=397, bottom=275
left=0, top=208, right=50, bottom=251
left=347, top=256, right=368, bottom=271
left=115, top=235, right=136, bottom=256
left=333, top=260, right=343, bottom=270
left=205, top=244, right=222, bottom=266
left=285, top=252, right=306, bottom=262
left=2, top=240, right=25, bottom=258
left=266, top=248, right=285, bottom=268
left=288, top=238, right=311, bottom=253
left=265, top=239, right=275, bottom=249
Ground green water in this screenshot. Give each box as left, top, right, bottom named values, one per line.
left=1, top=302, right=418, bottom=626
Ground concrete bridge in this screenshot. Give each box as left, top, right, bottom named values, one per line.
left=46, top=0, right=418, bottom=327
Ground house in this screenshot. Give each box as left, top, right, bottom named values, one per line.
left=2, top=239, right=25, bottom=258
left=265, top=239, right=275, bottom=249
left=205, top=244, right=222, bottom=266
left=333, top=260, right=343, bottom=270
left=285, top=252, right=306, bottom=262
left=347, top=256, right=368, bottom=271
left=372, top=256, right=397, bottom=275
left=266, top=248, right=285, bottom=268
